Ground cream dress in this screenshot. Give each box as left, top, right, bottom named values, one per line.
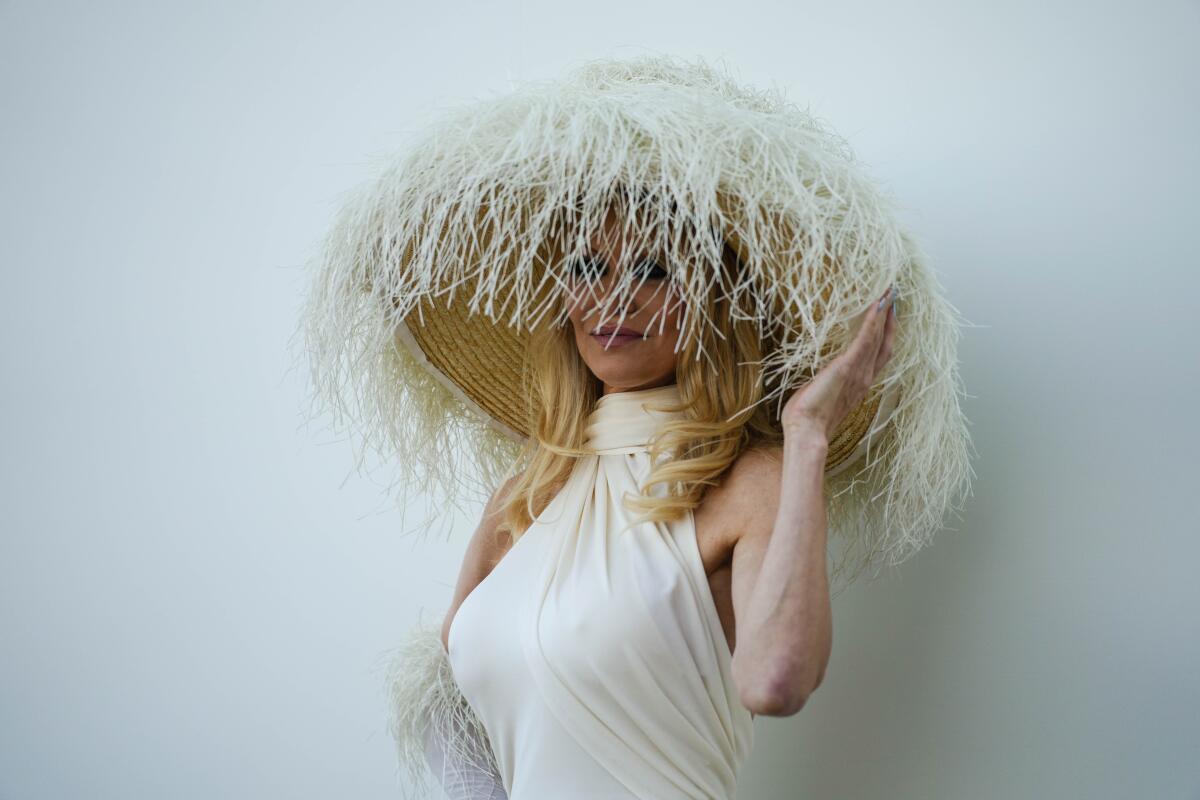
left=444, top=383, right=754, bottom=799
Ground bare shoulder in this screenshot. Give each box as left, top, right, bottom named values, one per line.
left=439, top=471, right=524, bottom=652
left=702, top=444, right=785, bottom=545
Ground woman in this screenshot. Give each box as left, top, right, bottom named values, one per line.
left=297, top=53, right=971, bottom=800
left=435, top=203, right=897, bottom=799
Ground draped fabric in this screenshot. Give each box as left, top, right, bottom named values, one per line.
left=447, top=383, right=754, bottom=799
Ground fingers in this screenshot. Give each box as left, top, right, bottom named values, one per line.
left=873, top=296, right=897, bottom=375
left=866, top=285, right=893, bottom=372
left=852, top=285, right=893, bottom=351
left=844, top=285, right=895, bottom=377
left=839, top=284, right=897, bottom=377
left=872, top=285, right=893, bottom=338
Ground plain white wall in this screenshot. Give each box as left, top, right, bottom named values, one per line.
left=2, top=1, right=1197, bottom=798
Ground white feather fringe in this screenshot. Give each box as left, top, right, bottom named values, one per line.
left=293, top=53, right=977, bottom=588
left=383, top=616, right=505, bottom=799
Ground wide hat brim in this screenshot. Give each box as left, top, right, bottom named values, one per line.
left=393, top=264, right=900, bottom=479
left=297, top=53, right=975, bottom=584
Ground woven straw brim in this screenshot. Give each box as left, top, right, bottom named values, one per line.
left=394, top=262, right=899, bottom=476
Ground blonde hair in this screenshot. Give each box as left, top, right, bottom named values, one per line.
left=493, top=220, right=786, bottom=549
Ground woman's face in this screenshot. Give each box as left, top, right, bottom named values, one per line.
left=564, top=207, right=683, bottom=395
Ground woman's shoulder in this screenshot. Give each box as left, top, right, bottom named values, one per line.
left=696, top=443, right=785, bottom=546
left=715, top=442, right=785, bottom=495
left=481, top=471, right=525, bottom=552
left=440, top=471, right=525, bottom=651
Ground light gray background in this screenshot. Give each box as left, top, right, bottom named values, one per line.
left=3, top=1, right=1198, bottom=798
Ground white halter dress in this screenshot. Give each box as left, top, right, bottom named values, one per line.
left=446, top=383, right=755, bottom=799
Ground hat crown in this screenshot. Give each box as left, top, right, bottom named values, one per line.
left=584, top=383, right=685, bottom=455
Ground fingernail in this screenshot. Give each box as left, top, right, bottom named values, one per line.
left=877, top=286, right=893, bottom=310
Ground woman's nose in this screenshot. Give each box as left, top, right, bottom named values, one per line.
left=580, top=269, right=634, bottom=310
left=599, top=277, right=640, bottom=314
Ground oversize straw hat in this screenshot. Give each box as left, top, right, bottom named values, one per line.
left=295, top=53, right=975, bottom=583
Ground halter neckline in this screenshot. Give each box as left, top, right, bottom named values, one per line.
left=584, top=383, right=686, bottom=455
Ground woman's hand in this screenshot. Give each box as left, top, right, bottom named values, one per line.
left=780, top=285, right=898, bottom=442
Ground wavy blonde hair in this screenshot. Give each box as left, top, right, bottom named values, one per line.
left=493, top=227, right=787, bottom=548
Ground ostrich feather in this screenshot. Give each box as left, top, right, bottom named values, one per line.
left=383, top=616, right=506, bottom=799
left=293, top=53, right=976, bottom=587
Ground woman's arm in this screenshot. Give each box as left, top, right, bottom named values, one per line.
left=441, top=472, right=521, bottom=653
left=730, top=287, right=898, bottom=716
left=727, top=436, right=832, bottom=717
left=388, top=474, right=523, bottom=799
left=385, top=619, right=509, bottom=800
left=420, top=702, right=508, bottom=799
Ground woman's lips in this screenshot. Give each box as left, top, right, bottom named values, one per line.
left=590, top=332, right=643, bottom=347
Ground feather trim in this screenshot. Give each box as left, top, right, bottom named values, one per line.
left=383, top=615, right=504, bottom=799
left=294, top=53, right=977, bottom=587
